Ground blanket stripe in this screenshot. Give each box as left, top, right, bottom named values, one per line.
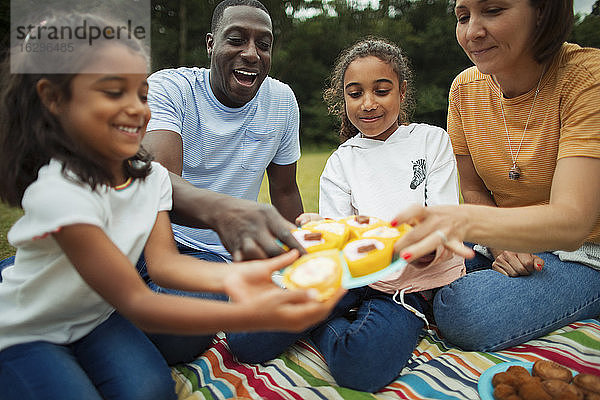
left=173, top=320, right=600, bottom=400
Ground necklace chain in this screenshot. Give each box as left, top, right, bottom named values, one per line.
left=498, top=68, right=545, bottom=180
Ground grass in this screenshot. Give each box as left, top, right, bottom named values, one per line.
left=0, top=147, right=336, bottom=261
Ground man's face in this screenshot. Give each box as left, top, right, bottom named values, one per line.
left=206, top=5, right=273, bottom=108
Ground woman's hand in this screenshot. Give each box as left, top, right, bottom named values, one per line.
left=491, top=249, right=544, bottom=277
left=391, top=204, right=475, bottom=262
left=224, top=250, right=345, bottom=332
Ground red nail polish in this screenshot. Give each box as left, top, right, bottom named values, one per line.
left=401, top=252, right=412, bottom=260
left=390, top=220, right=398, bottom=227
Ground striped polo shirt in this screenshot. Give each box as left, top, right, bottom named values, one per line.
left=147, top=67, right=301, bottom=257
left=448, top=43, right=600, bottom=244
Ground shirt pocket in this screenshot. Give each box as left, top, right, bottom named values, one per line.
left=241, top=128, right=279, bottom=172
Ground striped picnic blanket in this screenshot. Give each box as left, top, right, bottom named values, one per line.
left=172, top=319, right=600, bottom=400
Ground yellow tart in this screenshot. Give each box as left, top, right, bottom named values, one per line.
left=361, top=223, right=412, bottom=245
left=282, top=249, right=343, bottom=301
left=342, top=238, right=393, bottom=278
left=301, top=220, right=350, bottom=249
left=340, top=215, right=387, bottom=240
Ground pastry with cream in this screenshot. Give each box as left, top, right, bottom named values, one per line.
left=301, top=219, right=350, bottom=249
left=282, top=249, right=343, bottom=301
left=361, top=223, right=412, bottom=245
left=340, top=215, right=387, bottom=240
left=290, top=228, right=341, bottom=253
left=342, top=238, right=394, bottom=278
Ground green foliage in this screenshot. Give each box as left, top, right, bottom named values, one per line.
left=0, top=204, right=21, bottom=260
left=258, top=147, right=335, bottom=213
left=571, top=12, right=600, bottom=48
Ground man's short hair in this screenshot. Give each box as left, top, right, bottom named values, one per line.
left=211, top=0, right=270, bottom=33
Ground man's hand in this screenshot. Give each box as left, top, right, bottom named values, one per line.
left=213, top=199, right=306, bottom=261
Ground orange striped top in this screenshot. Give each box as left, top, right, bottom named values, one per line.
left=448, top=43, right=600, bottom=244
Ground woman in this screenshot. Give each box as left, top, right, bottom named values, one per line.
left=392, top=0, right=600, bottom=351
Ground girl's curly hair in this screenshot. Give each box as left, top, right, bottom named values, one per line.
left=323, top=37, right=415, bottom=143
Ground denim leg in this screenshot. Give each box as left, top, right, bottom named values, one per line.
left=310, top=288, right=425, bottom=393
left=463, top=242, right=494, bottom=272
left=0, top=313, right=175, bottom=400
left=227, top=288, right=363, bottom=364
left=0, top=342, right=103, bottom=400
left=74, top=312, right=176, bottom=400
left=433, top=252, right=600, bottom=351
left=137, top=242, right=230, bottom=365
left=0, top=255, right=15, bottom=282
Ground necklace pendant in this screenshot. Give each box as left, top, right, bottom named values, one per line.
left=509, top=165, right=521, bottom=180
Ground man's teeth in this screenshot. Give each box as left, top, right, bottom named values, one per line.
left=117, top=125, right=138, bottom=133
left=235, top=70, right=257, bottom=76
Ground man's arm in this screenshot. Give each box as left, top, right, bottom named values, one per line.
left=266, top=162, right=304, bottom=223
left=143, top=130, right=183, bottom=175
left=142, top=131, right=304, bottom=260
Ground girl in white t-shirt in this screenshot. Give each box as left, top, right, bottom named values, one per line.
left=228, top=37, right=464, bottom=393
left=0, top=13, right=341, bottom=400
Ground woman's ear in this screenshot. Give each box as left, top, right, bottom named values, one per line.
left=36, top=79, right=63, bottom=116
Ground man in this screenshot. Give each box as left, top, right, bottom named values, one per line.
left=138, top=0, right=305, bottom=364
left=144, top=0, right=303, bottom=264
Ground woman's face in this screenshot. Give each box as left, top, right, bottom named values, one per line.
left=454, top=0, right=539, bottom=77
left=343, top=55, right=406, bottom=141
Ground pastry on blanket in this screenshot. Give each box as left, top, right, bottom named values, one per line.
left=493, top=383, right=517, bottom=400
left=518, top=379, right=552, bottom=400
left=532, top=360, right=573, bottom=382
left=301, top=219, right=350, bottom=249
left=342, top=238, right=393, bottom=278
left=361, top=223, right=412, bottom=245
left=289, top=228, right=340, bottom=253
left=340, top=215, right=387, bottom=240
left=282, top=249, right=342, bottom=301
left=493, top=371, right=520, bottom=388
left=541, top=379, right=583, bottom=400
left=572, top=374, right=600, bottom=397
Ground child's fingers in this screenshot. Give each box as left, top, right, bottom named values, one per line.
left=295, top=213, right=322, bottom=226
left=259, top=249, right=300, bottom=274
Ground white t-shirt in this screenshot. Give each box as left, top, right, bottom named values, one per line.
left=147, top=67, right=301, bottom=258
left=0, top=160, right=172, bottom=351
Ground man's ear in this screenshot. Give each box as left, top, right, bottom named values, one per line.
left=36, top=79, right=63, bottom=115
left=206, top=33, right=214, bottom=58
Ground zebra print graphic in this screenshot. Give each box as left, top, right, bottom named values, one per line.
left=410, top=159, right=426, bottom=190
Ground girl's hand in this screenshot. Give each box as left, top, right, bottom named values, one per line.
left=491, top=250, right=544, bottom=277
left=295, top=213, right=323, bottom=226
left=224, top=250, right=345, bottom=332
left=391, top=204, right=475, bottom=262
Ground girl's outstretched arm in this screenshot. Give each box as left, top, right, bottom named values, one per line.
left=53, top=215, right=343, bottom=335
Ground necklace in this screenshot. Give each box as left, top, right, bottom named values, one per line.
left=498, top=68, right=545, bottom=180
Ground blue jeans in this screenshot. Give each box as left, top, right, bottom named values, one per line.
left=0, top=312, right=176, bottom=400
left=0, top=255, right=15, bottom=282
left=136, top=242, right=229, bottom=365
left=433, top=243, right=600, bottom=351
left=228, top=287, right=427, bottom=393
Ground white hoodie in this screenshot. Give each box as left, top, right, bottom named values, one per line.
left=319, top=123, right=465, bottom=293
